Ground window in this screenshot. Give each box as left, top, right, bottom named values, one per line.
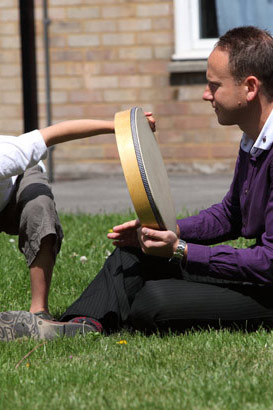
left=199, top=0, right=218, bottom=39
left=173, top=0, right=273, bottom=61
left=173, top=0, right=218, bottom=60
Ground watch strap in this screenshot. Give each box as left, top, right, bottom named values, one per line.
left=169, top=239, right=187, bottom=263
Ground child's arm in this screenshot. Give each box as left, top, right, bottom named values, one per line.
left=40, top=119, right=115, bottom=147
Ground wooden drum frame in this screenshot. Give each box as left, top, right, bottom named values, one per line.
left=114, top=107, right=177, bottom=233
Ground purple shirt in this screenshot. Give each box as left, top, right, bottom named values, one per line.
left=178, top=146, right=273, bottom=284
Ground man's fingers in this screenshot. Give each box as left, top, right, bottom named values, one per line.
left=112, top=240, right=127, bottom=247
left=142, top=238, right=165, bottom=248
left=142, top=227, right=167, bottom=241
left=112, top=238, right=140, bottom=248
left=112, top=219, right=140, bottom=232
left=107, top=232, right=121, bottom=240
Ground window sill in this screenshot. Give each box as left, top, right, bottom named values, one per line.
left=168, top=60, right=207, bottom=73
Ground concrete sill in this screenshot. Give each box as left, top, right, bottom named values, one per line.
left=168, top=60, right=207, bottom=73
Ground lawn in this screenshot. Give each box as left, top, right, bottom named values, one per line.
left=1, top=213, right=273, bottom=410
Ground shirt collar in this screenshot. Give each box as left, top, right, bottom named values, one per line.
left=241, top=108, right=273, bottom=157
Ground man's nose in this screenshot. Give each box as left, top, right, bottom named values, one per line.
left=203, top=85, right=212, bottom=101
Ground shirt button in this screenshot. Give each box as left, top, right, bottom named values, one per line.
left=244, top=189, right=248, bottom=194
left=263, top=136, right=267, bottom=143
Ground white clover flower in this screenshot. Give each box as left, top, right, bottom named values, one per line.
left=80, top=256, right=88, bottom=263
left=105, top=249, right=111, bottom=259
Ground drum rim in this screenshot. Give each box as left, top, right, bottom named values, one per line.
left=130, top=107, right=165, bottom=230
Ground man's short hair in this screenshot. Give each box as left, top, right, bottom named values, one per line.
left=216, top=26, right=273, bottom=100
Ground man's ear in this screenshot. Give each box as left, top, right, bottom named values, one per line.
left=245, top=76, right=260, bottom=102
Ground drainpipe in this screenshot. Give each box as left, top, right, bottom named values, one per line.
left=19, top=0, right=38, bottom=132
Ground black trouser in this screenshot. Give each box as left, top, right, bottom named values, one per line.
left=61, top=247, right=273, bottom=333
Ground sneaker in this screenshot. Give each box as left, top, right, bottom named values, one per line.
left=0, top=311, right=98, bottom=342
left=34, top=311, right=57, bottom=321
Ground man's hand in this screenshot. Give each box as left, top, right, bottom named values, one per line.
left=107, top=219, right=141, bottom=248
left=137, top=226, right=179, bottom=258
left=108, top=218, right=181, bottom=259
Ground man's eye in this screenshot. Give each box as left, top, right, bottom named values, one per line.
left=209, top=83, right=219, bottom=92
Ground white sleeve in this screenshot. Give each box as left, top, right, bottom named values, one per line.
left=0, top=130, right=47, bottom=179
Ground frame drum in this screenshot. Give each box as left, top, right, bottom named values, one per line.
left=114, top=107, right=177, bottom=233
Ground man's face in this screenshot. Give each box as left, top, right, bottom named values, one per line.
left=203, top=47, right=248, bottom=126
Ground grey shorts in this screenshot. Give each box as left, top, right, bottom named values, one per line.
left=0, top=165, right=63, bottom=266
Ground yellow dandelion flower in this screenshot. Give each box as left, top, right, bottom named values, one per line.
left=116, top=340, right=127, bottom=345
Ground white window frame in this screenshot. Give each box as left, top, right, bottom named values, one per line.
left=173, top=0, right=218, bottom=60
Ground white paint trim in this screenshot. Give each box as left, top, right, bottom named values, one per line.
left=173, top=0, right=218, bottom=60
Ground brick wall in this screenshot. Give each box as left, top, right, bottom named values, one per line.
left=0, top=0, right=239, bottom=180
left=0, top=1, right=22, bottom=135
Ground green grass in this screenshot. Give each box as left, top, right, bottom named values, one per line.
left=0, top=212, right=272, bottom=410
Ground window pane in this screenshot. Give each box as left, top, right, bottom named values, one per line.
left=215, top=0, right=273, bottom=37
left=199, top=0, right=219, bottom=38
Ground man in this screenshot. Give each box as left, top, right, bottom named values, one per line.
left=3, top=26, right=273, bottom=340
left=60, top=26, right=273, bottom=333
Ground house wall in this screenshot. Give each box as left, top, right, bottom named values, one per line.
left=0, top=0, right=239, bottom=180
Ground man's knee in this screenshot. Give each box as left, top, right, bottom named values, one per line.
left=129, top=281, right=168, bottom=331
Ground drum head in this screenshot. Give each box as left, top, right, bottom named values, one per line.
left=115, top=107, right=177, bottom=233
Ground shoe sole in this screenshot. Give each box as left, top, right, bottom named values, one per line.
left=0, top=311, right=97, bottom=341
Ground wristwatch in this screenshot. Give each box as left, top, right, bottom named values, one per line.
left=169, top=239, right=187, bottom=264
